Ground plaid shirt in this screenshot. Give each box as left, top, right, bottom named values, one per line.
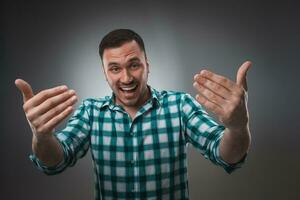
left=30, top=86, right=244, bottom=200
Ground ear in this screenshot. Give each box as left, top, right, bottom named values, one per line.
left=101, top=63, right=109, bottom=82
left=146, top=59, right=150, bottom=74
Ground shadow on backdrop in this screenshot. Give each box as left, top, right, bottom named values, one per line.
left=1, top=1, right=300, bottom=200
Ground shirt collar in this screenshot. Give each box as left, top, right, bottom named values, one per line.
left=149, top=86, right=162, bottom=107
left=100, top=85, right=161, bottom=110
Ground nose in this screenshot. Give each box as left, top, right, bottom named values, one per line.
left=120, top=69, right=133, bottom=84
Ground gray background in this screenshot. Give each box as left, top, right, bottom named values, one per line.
left=1, top=1, right=300, bottom=199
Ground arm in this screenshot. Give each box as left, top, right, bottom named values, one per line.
left=32, top=134, right=64, bottom=167
left=193, top=61, right=252, bottom=164
left=15, top=79, right=77, bottom=167
left=220, top=126, right=250, bottom=164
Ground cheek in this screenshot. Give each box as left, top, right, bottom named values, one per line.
left=141, top=70, right=149, bottom=82
left=136, top=68, right=148, bottom=81
left=105, top=72, right=118, bottom=84
left=106, top=77, right=118, bottom=90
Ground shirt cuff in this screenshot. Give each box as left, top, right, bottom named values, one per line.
left=29, top=135, right=70, bottom=175
left=29, top=154, right=66, bottom=175
left=216, top=143, right=248, bottom=174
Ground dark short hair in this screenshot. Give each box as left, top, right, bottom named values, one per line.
left=99, top=29, right=146, bottom=60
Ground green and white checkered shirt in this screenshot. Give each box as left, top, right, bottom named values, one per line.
left=30, top=86, right=244, bottom=199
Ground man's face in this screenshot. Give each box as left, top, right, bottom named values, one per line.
left=102, top=40, right=150, bottom=109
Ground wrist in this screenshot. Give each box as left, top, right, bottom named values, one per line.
left=32, top=132, right=55, bottom=145
left=225, top=125, right=250, bottom=139
left=229, top=125, right=249, bottom=133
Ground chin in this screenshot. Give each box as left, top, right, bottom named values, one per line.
left=112, top=84, right=147, bottom=107
left=119, top=98, right=139, bottom=107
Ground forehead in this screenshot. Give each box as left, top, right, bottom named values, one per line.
left=102, top=40, right=145, bottom=66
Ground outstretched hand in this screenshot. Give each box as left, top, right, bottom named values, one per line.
left=193, top=61, right=251, bottom=131
left=15, top=79, right=78, bottom=139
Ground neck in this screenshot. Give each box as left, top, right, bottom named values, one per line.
left=123, top=86, right=151, bottom=119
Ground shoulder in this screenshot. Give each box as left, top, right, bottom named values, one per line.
left=80, top=96, right=111, bottom=109
left=156, top=89, right=192, bottom=103
left=72, top=97, right=110, bottom=118
left=158, top=88, right=203, bottom=108
left=153, top=89, right=205, bottom=116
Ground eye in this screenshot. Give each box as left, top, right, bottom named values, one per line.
left=130, top=62, right=140, bottom=69
left=110, top=66, right=121, bottom=73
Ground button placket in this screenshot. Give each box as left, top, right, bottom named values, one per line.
left=131, top=159, right=135, bottom=165
left=131, top=187, right=135, bottom=192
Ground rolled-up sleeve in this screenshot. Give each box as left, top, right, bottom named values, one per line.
left=181, top=94, right=246, bottom=173
left=30, top=100, right=92, bottom=175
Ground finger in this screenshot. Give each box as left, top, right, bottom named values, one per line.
left=236, top=61, right=252, bottom=91
left=15, top=79, right=34, bottom=103
left=24, top=85, right=68, bottom=110
left=41, top=106, right=74, bottom=133
left=193, top=82, right=227, bottom=107
left=194, top=74, right=232, bottom=99
left=27, top=89, right=76, bottom=120
left=195, top=94, right=223, bottom=116
left=37, top=95, right=77, bottom=125
left=197, top=70, right=239, bottom=92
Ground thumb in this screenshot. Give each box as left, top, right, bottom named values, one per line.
left=15, top=79, right=34, bottom=103
left=236, top=61, right=252, bottom=91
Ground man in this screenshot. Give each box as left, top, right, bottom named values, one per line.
left=16, top=29, right=251, bottom=199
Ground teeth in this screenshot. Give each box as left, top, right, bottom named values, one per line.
left=120, top=85, right=137, bottom=91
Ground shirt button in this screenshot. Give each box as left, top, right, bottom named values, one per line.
left=130, top=132, right=134, bottom=136
left=131, top=159, right=135, bottom=165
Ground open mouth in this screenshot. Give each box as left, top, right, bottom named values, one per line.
left=119, top=84, right=138, bottom=93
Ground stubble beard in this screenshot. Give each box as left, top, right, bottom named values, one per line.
left=115, top=83, right=150, bottom=108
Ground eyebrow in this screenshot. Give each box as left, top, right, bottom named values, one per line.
left=107, top=62, right=119, bottom=67
left=107, top=57, right=141, bottom=67
left=128, top=57, right=141, bottom=62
